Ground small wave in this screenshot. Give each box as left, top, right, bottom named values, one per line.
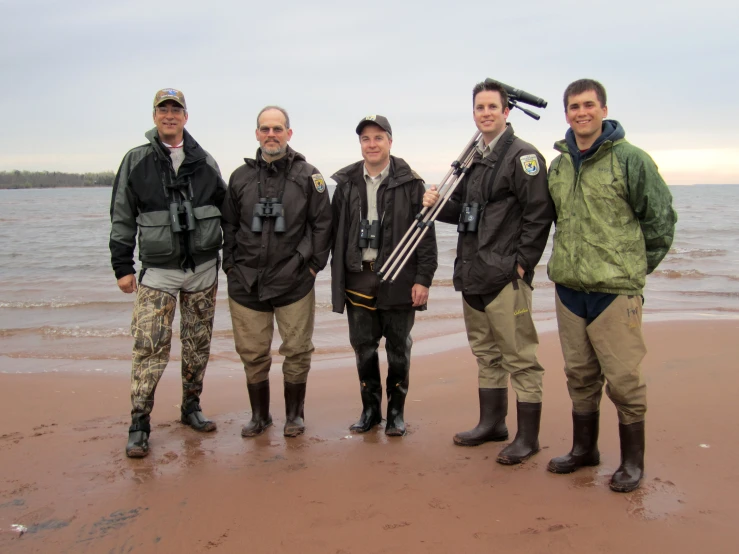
left=675, top=290, right=739, bottom=299
left=652, top=269, right=706, bottom=279
left=432, top=278, right=454, bottom=287
left=42, top=326, right=130, bottom=338
left=0, top=299, right=131, bottom=309
left=668, top=248, right=728, bottom=258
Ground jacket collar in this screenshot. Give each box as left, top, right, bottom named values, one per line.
left=146, top=127, right=206, bottom=164
left=332, top=155, right=419, bottom=189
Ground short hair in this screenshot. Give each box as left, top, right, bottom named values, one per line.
left=563, top=79, right=607, bottom=110
left=472, top=81, right=509, bottom=108
left=256, top=105, right=291, bottom=129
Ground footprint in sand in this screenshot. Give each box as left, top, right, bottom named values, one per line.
left=626, top=477, right=684, bottom=520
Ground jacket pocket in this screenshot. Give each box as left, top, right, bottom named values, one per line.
left=136, top=211, right=176, bottom=262
left=192, top=205, right=223, bottom=254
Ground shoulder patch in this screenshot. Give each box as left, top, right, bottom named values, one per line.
left=311, top=173, right=326, bottom=193
left=520, top=154, right=540, bottom=176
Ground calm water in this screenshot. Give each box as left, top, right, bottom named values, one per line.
left=1, top=185, right=737, bottom=372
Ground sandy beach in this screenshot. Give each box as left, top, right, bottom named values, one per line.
left=1, top=319, right=737, bottom=553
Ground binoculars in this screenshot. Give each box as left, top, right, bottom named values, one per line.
left=358, top=219, right=380, bottom=249
left=169, top=201, right=196, bottom=233
left=457, top=202, right=480, bottom=233
left=251, top=197, right=286, bottom=233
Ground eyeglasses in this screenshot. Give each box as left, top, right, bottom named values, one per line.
left=258, top=126, right=286, bottom=134
left=155, top=106, right=185, bottom=115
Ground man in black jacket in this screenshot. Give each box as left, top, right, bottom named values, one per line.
left=110, top=88, right=227, bottom=458
left=221, top=106, right=332, bottom=439
left=424, top=81, right=554, bottom=463
left=331, top=115, right=437, bottom=436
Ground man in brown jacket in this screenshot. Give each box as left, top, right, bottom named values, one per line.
left=331, top=115, right=437, bottom=437
left=424, top=81, right=554, bottom=464
left=221, top=106, right=332, bottom=438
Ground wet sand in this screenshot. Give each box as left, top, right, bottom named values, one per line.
left=1, top=319, right=738, bottom=553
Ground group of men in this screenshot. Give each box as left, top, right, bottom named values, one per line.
left=109, top=79, right=676, bottom=494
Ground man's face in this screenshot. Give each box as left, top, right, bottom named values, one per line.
left=565, top=90, right=608, bottom=144
left=255, top=109, right=293, bottom=157
left=153, top=100, right=188, bottom=142
left=473, top=90, right=509, bottom=139
left=359, top=124, right=392, bottom=168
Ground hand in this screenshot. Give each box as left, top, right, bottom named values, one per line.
left=117, top=274, right=137, bottom=294
left=422, top=185, right=439, bottom=208
left=309, top=268, right=316, bottom=277
left=411, top=284, right=429, bottom=307
left=517, top=264, right=525, bottom=279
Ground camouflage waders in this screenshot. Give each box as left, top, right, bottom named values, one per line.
left=129, top=282, right=217, bottom=432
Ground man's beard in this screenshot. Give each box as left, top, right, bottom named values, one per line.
left=262, top=142, right=286, bottom=156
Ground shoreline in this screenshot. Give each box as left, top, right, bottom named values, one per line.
left=1, top=319, right=738, bottom=553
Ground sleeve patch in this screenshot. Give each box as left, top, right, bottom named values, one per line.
left=311, top=174, right=326, bottom=193
left=520, top=154, right=540, bottom=176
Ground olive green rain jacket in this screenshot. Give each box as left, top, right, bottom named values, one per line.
left=547, top=120, right=677, bottom=296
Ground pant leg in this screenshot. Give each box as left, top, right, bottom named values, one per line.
left=130, top=284, right=177, bottom=430
left=379, top=309, right=416, bottom=392
left=229, top=297, right=275, bottom=385
left=346, top=301, right=383, bottom=390
left=483, top=282, right=544, bottom=403
left=462, top=298, right=507, bottom=389
left=274, top=288, right=316, bottom=385
left=179, top=282, right=218, bottom=414
left=587, top=295, right=647, bottom=424
left=555, top=291, right=604, bottom=413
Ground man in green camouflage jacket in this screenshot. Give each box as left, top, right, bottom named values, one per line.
left=546, top=79, right=677, bottom=492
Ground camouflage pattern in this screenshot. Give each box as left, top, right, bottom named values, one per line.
left=130, top=284, right=177, bottom=432
left=153, top=88, right=187, bottom=109
left=179, top=282, right=217, bottom=414
left=547, top=137, right=677, bottom=296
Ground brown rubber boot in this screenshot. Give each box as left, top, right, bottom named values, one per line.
left=496, top=401, right=541, bottom=465
left=453, top=388, right=509, bottom=446
left=548, top=411, right=600, bottom=474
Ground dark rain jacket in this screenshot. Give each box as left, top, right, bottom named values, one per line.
left=221, top=146, right=332, bottom=303
left=547, top=120, right=677, bottom=295
left=435, top=125, right=554, bottom=295
left=330, top=156, right=438, bottom=313
left=109, top=128, right=226, bottom=279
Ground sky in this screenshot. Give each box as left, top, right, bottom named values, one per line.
left=1, top=0, right=737, bottom=186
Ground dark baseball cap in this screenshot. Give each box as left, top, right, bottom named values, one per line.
left=356, top=115, right=392, bottom=136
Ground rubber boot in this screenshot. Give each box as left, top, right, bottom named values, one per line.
left=242, top=380, right=273, bottom=437
left=126, top=416, right=150, bottom=458
left=385, top=381, right=408, bottom=437
left=453, top=388, right=509, bottom=446
left=496, top=401, right=541, bottom=465
left=180, top=400, right=217, bottom=432
left=547, top=411, right=600, bottom=474
left=609, top=421, right=645, bottom=492
left=283, top=382, right=306, bottom=437
left=350, top=381, right=382, bottom=433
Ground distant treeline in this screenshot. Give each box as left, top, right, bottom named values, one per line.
left=0, top=170, right=115, bottom=189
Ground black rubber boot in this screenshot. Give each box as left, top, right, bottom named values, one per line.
left=126, top=416, right=151, bottom=458
left=350, top=381, right=382, bottom=433
left=609, top=421, right=645, bottom=492
left=385, top=381, right=408, bottom=437
left=496, top=401, right=541, bottom=465
left=453, top=388, right=509, bottom=446
left=548, top=411, right=600, bottom=474
left=283, top=382, right=306, bottom=437
left=242, top=380, right=273, bottom=437
left=180, top=402, right=217, bottom=432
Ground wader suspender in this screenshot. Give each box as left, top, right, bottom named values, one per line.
left=481, top=135, right=515, bottom=208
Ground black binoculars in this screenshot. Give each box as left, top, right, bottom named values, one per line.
left=169, top=201, right=196, bottom=233
left=358, top=219, right=380, bottom=249
left=457, top=202, right=480, bottom=233
left=251, top=197, right=286, bottom=233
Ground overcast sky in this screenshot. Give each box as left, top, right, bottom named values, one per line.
left=1, top=0, right=736, bottom=185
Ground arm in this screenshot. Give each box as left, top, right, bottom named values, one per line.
left=512, top=151, right=555, bottom=272
left=624, top=149, right=678, bottom=273
left=422, top=179, right=465, bottom=225
left=109, top=151, right=140, bottom=288
left=307, top=172, right=333, bottom=274
left=220, top=173, right=240, bottom=274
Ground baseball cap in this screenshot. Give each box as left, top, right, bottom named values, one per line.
left=153, top=88, right=187, bottom=109
left=356, top=115, right=392, bottom=136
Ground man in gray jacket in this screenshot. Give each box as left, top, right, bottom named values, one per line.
left=110, top=88, right=226, bottom=458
